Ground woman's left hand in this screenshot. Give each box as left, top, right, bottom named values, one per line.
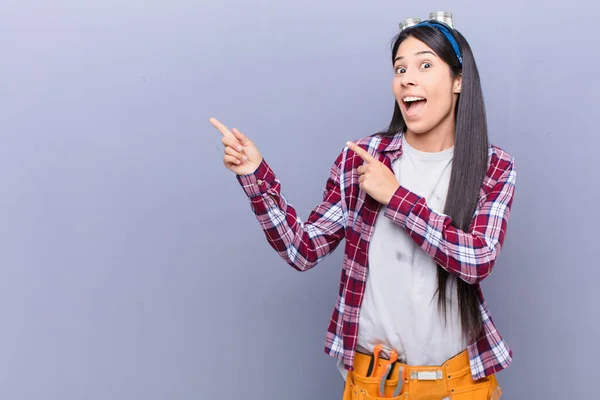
left=346, top=141, right=400, bottom=206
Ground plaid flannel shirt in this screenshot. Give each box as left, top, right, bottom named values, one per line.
left=236, top=131, right=517, bottom=380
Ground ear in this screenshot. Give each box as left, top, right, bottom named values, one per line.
left=453, top=73, right=462, bottom=94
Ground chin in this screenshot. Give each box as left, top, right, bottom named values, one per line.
left=404, top=121, right=433, bottom=135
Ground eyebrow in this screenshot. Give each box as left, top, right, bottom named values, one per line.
left=394, top=50, right=438, bottom=62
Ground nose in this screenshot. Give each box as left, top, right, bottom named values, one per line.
left=401, top=68, right=417, bottom=87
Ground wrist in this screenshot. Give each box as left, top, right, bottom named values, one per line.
left=384, top=183, right=401, bottom=206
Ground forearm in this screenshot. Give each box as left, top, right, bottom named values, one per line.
left=384, top=165, right=516, bottom=284
left=237, top=158, right=346, bottom=271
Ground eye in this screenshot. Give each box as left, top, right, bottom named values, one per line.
left=421, top=62, right=432, bottom=69
left=395, top=66, right=406, bottom=74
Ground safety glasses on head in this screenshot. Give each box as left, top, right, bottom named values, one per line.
left=399, top=11, right=462, bottom=65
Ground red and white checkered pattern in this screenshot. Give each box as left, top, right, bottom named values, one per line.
left=237, top=131, right=516, bottom=380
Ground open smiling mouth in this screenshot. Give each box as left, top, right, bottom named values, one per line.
left=403, top=96, right=427, bottom=117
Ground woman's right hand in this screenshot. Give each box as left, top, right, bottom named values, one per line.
left=209, top=117, right=263, bottom=176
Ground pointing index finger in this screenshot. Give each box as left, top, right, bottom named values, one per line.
left=209, top=117, right=235, bottom=139
left=346, top=141, right=375, bottom=163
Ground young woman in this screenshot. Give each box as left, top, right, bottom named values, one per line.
left=210, top=12, right=515, bottom=400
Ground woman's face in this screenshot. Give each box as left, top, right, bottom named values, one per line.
left=393, top=36, right=462, bottom=137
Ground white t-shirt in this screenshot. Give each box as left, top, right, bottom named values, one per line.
left=338, top=136, right=467, bottom=379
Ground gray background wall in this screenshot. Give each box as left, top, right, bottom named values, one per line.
left=1, top=0, right=598, bottom=399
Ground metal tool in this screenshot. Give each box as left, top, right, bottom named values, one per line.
left=377, top=350, right=398, bottom=397
left=379, top=363, right=394, bottom=397
left=392, top=365, right=405, bottom=397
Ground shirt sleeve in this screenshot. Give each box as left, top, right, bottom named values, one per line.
left=383, top=160, right=517, bottom=284
left=236, top=155, right=346, bottom=271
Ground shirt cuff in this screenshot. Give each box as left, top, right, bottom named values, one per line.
left=236, top=159, right=275, bottom=197
left=384, top=185, right=422, bottom=227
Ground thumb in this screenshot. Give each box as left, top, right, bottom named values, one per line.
left=232, top=128, right=252, bottom=145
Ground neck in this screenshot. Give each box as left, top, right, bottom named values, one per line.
left=404, top=123, right=455, bottom=153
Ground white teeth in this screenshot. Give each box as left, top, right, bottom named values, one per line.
left=403, top=96, right=425, bottom=102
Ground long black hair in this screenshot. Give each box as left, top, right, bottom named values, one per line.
left=378, top=25, right=488, bottom=342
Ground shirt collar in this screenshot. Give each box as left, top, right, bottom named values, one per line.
left=378, top=130, right=404, bottom=156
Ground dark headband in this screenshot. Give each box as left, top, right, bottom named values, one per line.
left=414, top=21, right=463, bottom=65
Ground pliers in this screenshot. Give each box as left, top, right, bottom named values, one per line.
left=378, top=352, right=405, bottom=398
left=385, top=363, right=405, bottom=397
left=373, top=347, right=399, bottom=397
left=366, top=345, right=404, bottom=397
